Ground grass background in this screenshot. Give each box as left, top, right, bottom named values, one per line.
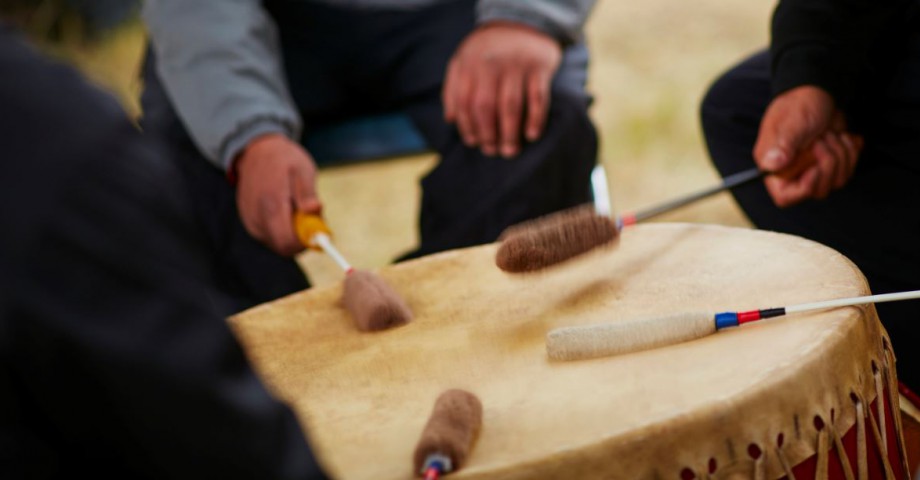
left=45, top=0, right=774, bottom=286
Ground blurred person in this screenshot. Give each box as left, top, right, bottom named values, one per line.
left=0, top=0, right=139, bottom=36
left=700, top=0, right=920, bottom=389
left=141, top=0, right=599, bottom=310
left=0, top=23, right=329, bottom=479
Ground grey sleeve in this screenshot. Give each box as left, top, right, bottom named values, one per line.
left=477, top=0, right=597, bottom=45
left=143, top=0, right=302, bottom=170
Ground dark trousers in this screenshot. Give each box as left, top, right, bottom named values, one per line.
left=700, top=49, right=920, bottom=389
left=141, top=0, right=598, bottom=310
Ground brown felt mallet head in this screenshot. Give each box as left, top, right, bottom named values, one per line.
left=342, top=269, right=412, bottom=331
left=495, top=205, right=619, bottom=273
left=413, top=389, right=483, bottom=476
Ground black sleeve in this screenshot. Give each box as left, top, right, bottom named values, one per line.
left=770, top=0, right=912, bottom=106
left=0, top=25, right=329, bottom=479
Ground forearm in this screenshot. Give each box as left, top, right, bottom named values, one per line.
left=770, top=0, right=910, bottom=107
left=143, top=0, right=301, bottom=170
left=477, top=0, right=597, bottom=45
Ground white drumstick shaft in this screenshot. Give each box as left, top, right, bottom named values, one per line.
left=314, top=233, right=353, bottom=273
left=785, top=290, right=920, bottom=314
left=590, top=165, right=612, bottom=218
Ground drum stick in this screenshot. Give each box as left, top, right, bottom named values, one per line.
left=413, top=389, right=483, bottom=479
left=546, top=290, right=920, bottom=361
left=294, top=212, right=353, bottom=273
left=294, top=213, right=412, bottom=331
left=617, top=167, right=765, bottom=228
left=496, top=168, right=765, bottom=272
left=590, top=164, right=612, bottom=217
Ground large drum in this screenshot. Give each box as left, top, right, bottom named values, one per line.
left=230, top=224, right=910, bottom=479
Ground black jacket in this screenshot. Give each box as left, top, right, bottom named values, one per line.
left=771, top=0, right=920, bottom=107
left=0, top=25, right=328, bottom=479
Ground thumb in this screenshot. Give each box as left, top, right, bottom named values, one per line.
left=756, top=116, right=821, bottom=174
left=758, top=147, right=790, bottom=174
left=291, top=163, right=322, bottom=215
left=755, top=86, right=835, bottom=174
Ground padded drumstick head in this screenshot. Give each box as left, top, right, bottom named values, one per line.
left=342, top=269, right=412, bottom=331
left=413, top=389, right=483, bottom=475
left=546, top=311, right=716, bottom=361
left=496, top=205, right=619, bottom=273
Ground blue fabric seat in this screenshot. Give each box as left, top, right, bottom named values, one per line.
left=304, top=113, right=428, bottom=167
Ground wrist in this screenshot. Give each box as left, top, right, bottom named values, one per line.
left=231, top=133, right=289, bottom=183
left=782, top=85, right=833, bottom=102
left=477, top=20, right=559, bottom=45
left=222, top=116, right=298, bottom=176
left=476, top=7, right=577, bottom=46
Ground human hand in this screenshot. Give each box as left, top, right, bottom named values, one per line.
left=443, top=21, right=562, bottom=158
left=234, top=133, right=322, bottom=256
left=753, top=85, right=864, bottom=207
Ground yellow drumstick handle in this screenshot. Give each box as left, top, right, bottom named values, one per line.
left=293, top=212, right=354, bottom=272
left=293, top=212, right=332, bottom=251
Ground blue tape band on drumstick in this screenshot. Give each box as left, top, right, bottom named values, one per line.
left=714, top=312, right=738, bottom=330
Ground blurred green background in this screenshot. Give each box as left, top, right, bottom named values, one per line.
left=10, top=0, right=774, bottom=285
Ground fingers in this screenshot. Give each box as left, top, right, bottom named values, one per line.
left=810, top=131, right=861, bottom=197
left=472, top=69, right=499, bottom=156
left=443, top=59, right=459, bottom=123
left=525, top=69, right=550, bottom=142
left=447, top=64, right=478, bottom=148
left=809, top=138, right=839, bottom=199
left=240, top=172, right=302, bottom=256
left=764, top=130, right=864, bottom=208
left=458, top=65, right=546, bottom=158
left=259, top=188, right=302, bottom=256
left=291, top=159, right=322, bottom=215
left=442, top=23, right=562, bottom=158
left=445, top=61, right=517, bottom=157
left=819, top=132, right=850, bottom=190
left=765, top=167, right=820, bottom=207
left=498, top=69, right=524, bottom=158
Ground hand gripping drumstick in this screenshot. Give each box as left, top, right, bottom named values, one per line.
left=546, top=290, right=920, bottom=361
left=496, top=167, right=766, bottom=272
left=294, top=212, right=412, bottom=331
left=413, top=389, right=483, bottom=479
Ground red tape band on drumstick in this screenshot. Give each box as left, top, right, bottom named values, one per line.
left=423, top=467, right=440, bottom=480
left=620, top=213, right=637, bottom=228
left=736, top=310, right=762, bottom=324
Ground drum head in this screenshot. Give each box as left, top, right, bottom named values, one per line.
left=230, top=224, right=888, bottom=479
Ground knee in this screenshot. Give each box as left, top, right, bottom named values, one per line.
left=700, top=69, right=746, bottom=139
left=533, top=90, right=598, bottom=197
left=543, top=89, right=597, bottom=153
left=699, top=53, right=772, bottom=141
